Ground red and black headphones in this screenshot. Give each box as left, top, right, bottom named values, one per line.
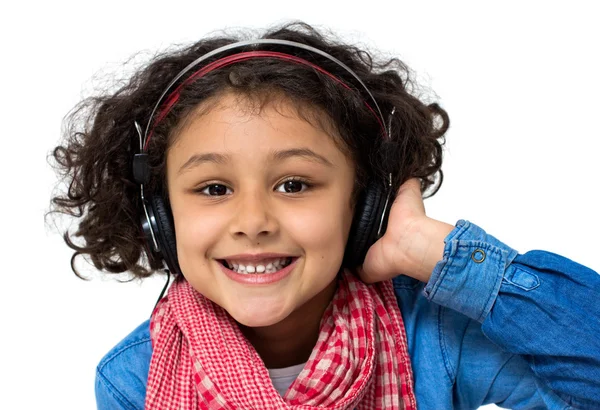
left=132, top=39, right=394, bottom=278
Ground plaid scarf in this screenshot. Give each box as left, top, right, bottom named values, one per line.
left=145, top=270, right=416, bottom=409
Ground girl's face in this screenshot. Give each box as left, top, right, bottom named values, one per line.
left=166, top=93, right=355, bottom=327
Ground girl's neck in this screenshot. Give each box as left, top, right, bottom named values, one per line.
left=238, top=279, right=338, bottom=369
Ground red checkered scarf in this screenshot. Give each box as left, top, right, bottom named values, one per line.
left=145, top=270, right=417, bottom=409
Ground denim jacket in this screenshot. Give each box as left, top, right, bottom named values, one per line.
left=95, top=220, right=600, bottom=409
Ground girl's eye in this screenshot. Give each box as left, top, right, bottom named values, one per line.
left=197, top=180, right=309, bottom=196
left=199, top=184, right=232, bottom=196
left=276, top=179, right=309, bottom=194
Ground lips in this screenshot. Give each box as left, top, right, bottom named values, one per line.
left=219, top=257, right=294, bottom=274
left=217, top=256, right=299, bottom=285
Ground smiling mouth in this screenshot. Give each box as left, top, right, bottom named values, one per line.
left=219, top=257, right=295, bottom=274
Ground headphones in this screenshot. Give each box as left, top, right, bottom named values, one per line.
left=132, top=39, right=394, bottom=276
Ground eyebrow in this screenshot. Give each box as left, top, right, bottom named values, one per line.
left=178, top=148, right=335, bottom=175
left=178, top=152, right=229, bottom=174
left=272, top=148, right=335, bottom=168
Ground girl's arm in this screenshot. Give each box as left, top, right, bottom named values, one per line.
left=360, top=179, right=600, bottom=408
left=423, top=219, right=600, bottom=408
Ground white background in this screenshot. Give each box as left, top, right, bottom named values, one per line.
left=2, top=0, right=599, bottom=409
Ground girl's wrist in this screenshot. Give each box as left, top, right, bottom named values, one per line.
left=400, top=218, right=454, bottom=283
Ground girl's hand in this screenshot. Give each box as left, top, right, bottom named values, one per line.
left=358, top=178, right=454, bottom=284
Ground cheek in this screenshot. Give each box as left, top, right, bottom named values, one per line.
left=170, top=200, right=225, bottom=264
left=281, top=194, right=354, bottom=256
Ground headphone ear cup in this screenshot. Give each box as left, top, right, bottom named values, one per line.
left=150, top=196, right=182, bottom=275
left=344, top=181, right=390, bottom=268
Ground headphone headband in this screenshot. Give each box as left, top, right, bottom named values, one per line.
left=142, top=39, right=389, bottom=148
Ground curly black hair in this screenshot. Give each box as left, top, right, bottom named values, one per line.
left=49, top=21, right=448, bottom=279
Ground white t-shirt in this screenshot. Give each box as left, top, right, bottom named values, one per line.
left=267, top=362, right=306, bottom=396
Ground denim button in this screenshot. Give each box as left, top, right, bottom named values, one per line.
left=471, top=249, right=486, bottom=263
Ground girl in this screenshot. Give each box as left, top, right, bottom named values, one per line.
left=50, top=22, right=600, bottom=409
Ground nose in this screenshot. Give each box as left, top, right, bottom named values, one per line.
left=229, top=188, right=278, bottom=241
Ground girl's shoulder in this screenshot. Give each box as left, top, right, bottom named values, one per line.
left=96, top=320, right=151, bottom=410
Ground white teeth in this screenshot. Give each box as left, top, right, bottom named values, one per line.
left=224, top=257, right=292, bottom=274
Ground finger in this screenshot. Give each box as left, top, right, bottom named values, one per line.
left=392, top=178, right=425, bottom=216
left=396, top=178, right=423, bottom=203
left=397, top=178, right=421, bottom=196
left=359, top=240, right=391, bottom=284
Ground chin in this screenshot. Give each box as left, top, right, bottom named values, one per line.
left=227, top=303, right=293, bottom=328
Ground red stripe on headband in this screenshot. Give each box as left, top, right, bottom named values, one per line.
left=145, top=51, right=385, bottom=150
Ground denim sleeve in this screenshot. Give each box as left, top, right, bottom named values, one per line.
left=423, top=220, right=600, bottom=409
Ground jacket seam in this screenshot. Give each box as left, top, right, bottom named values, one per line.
left=438, top=305, right=456, bottom=382
left=479, top=245, right=504, bottom=322
left=481, top=353, right=517, bottom=406
left=96, top=368, right=139, bottom=410
left=97, top=337, right=151, bottom=373
left=426, top=252, right=449, bottom=301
